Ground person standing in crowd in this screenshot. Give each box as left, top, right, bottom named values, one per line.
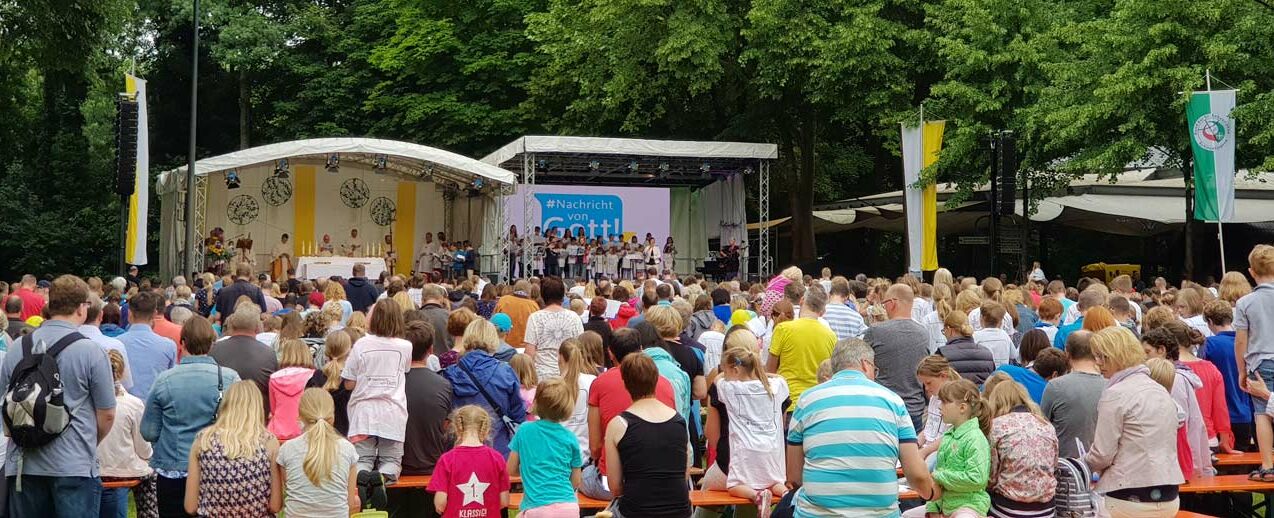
left=444, top=319, right=526, bottom=456
left=277, top=389, right=361, bottom=517
left=993, top=329, right=1052, bottom=403
left=4, top=295, right=31, bottom=339
left=938, top=310, right=995, bottom=385
left=13, top=274, right=46, bottom=321
left=209, top=307, right=278, bottom=414
left=584, top=296, right=615, bottom=348
left=98, top=349, right=153, bottom=518
left=81, top=296, right=133, bottom=392
left=0, top=275, right=116, bottom=516
left=783, top=339, right=938, bottom=517
left=343, top=298, right=412, bottom=483
left=864, top=283, right=931, bottom=431
left=496, top=280, right=541, bottom=348
left=1141, top=325, right=1212, bottom=480
left=345, top=263, right=380, bottom=314
left=390, top=321, right=452, bottom=518
left=525, top=277, right=585, bottom=380
left=983, top=377, right=1058, bottom=518
left=973, top=301, right=1015, bottom=367
left=1237, top=245, right=1274, bottom=479
left=824, top=277, right=867, bottom=340
left=142, top=315, right=241, bottom=518
left=414, top=284, right=453, bottom=355
left=214, top=263, right=266, bottom=318
left=1202, top=299, right=1253, bottom=451
left=602, top=353, right=692, bottom=518
left=183, top=380, right=280, bottom=517
left=559, top=340, right=598, bottom=466
left=509, top=379, right=585, bottom=517
left=647, top=305, right=706, bottom=406
left=583, top=328, right=677, bottom=500
left=1034, top=297, right=1062, bottom=344
left=120, top=291, right=177, bottom=400
left=766, top=285, right=836, bottom=408
left=427, top=406, right=510, bottom=517
left=1054, top=288, right=1104, bottom=349
left=1087, top=327, right=1183, bottom=516
left=267, top=340, right=320, bottom=441
left=1176, top=317, right=1238, bottom=454
left=1040, top=330, right=1104, bottom=457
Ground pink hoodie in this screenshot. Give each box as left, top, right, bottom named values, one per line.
left=267, top=367, right=315, bottom=440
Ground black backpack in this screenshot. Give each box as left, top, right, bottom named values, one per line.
left=2, top=332, right=84, bottom=448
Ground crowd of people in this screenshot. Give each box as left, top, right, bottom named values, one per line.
left=0, top=243, right=1272, bottom=518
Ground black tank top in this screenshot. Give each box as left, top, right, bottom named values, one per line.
left=616, top=411, right=692, bottom=518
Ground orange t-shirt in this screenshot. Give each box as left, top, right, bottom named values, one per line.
left=152, top=316, right=185, bottom=359
left=493, top=295, right=540, bottom=347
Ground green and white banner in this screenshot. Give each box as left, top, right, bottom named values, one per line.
left=1187, top=90, right=1236, bottom=222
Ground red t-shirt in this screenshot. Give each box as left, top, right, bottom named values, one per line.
left=426, top=445, right=510, bottom=518
left=587, top=366, right=677, bottom=473
left=15, top=288, right=44, bottom=321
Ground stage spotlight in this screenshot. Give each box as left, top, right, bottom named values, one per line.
left=743, top=166, right=754, bottom=175
left=274, top=158, right=290, bottom=179
left=536, top=159, right=548, bottom=170
left=472, top=178, right=485, bottom=190
left=628, top=161, right=639, bottom=172
left=699, top=163, right=711, bottom=173
left=373, top=154, right=388, bottom=173
left=658, top=162, right=670, bottom=172
left=225, top=170, right=241, bottom=189
left=421, top=165, right=434, bottom=181
left=588, top=160, right=600, bottom=171
left=325, top=154, right=340, bottom=173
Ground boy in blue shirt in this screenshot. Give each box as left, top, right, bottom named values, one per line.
left=1203, top=299, right=1251, bottom=452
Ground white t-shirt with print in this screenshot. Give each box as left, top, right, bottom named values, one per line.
left=341, top=334, right=412, bottom=440
left=524, top=308, right=586, bottom=380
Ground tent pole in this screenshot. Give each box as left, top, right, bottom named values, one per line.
left=184, top=0, right=200, bottom=278
left=1218, top=221, right=1226, bottom=274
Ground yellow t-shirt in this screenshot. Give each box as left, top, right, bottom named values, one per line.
left=769, top=317, right=838, bottom=405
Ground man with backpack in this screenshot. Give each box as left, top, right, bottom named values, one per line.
left=0, top=275, right=116, bottom=516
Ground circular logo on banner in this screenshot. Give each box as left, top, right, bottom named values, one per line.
left=370, top=197, right=396, bottom=226
left=1193, top=114, right=1231, bottom=151
left=227, top=195, right=260, bottom=225
left=261, top=176, right=293, bottom=206
left=340, top=178, right=370, bottom=208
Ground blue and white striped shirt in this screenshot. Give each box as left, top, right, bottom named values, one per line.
left=787, top=370, right=915, bottom=518
left=823, top=302, right=867, bottom=340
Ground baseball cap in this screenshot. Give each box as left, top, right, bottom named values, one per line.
left=491, top=313, right=513, bottom=333
left=36, top=280, right=51, bottom=289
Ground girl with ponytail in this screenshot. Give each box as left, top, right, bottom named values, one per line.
left=277, top=388, right=360, bottom=516
left=901, top=379, right=991, bottom=518
left=714, top=345, right=790, bottom=515
left=558, top=338, right=599, bottom=465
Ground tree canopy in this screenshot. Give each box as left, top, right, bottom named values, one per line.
left=1, top=0, right=1272, bottom=277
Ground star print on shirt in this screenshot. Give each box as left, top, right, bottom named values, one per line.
left=457, top=472, right=490, bottom=506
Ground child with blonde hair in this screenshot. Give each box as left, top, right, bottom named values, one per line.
left=428, top=405, right=511, bottom=516
left=902, top=379, right=990, bottom=518
left=277, top=388, right=360, bottom=516
left=268, top=339, right=319, bottom=440
left=716, top=345, right=790, bottom=515
left=511, top=353, right=539, bottom=421
left=184, top=381, right=281, bottom=516
left=509, top=379, right=585, bottom=517
left=558, top=339, right=598, bottom=464
left=982, top=379, right=1057, bottom=517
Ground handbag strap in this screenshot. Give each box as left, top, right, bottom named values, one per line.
left=456, top=359, right=511, bottom=423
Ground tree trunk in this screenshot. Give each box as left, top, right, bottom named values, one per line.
left=238, top=68, right=250, bottom=150
left=789, top=107, right=818, bottom=264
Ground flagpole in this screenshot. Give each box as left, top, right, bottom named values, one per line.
left=1206, top=69, right=1228, bottom=274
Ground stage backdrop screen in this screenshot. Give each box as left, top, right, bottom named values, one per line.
left=504, top=184, right=670, bottom=241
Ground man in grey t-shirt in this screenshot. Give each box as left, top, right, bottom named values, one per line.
left=863, top=284, right=929, bottom=432
left=0, top=275, right=116, bottom=516
left=1041, top=330, right=1106, bottom=457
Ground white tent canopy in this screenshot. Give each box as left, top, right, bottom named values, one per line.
left=159, top=137, right=516, bottom=185
left=771, top=169, right=1274, bottom=237
left=482, top=135, right=779, bottom=167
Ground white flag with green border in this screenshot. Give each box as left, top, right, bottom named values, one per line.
left=1187, top=90, right=1236, bottom=222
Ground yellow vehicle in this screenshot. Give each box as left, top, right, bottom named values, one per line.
left=1081, top=262, right=1141, bottom=284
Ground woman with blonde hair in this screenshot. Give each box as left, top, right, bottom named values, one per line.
left=277, top=388, right=360, bottom=516
left=559, top=339, right=598, bottom=465
left=325, top=281, right=353, bottom=325
left=953, top=288, right=983, bottom=316
left=981, top=379, right=1057, bottom=517
left=268, top=339, right=321, bottom=440
left=922, top=284, right=955, bottom=353
left=346, top=311, right=369, bottom=334
left=1219, top=271, right=1252, bottom=305
left=184, top=381, right=281, bottom=516
left=391, top=290, right=416, bottom=314
left=938, top=310, right=994, bottom=384
left=98, top=349, right=154, bottom=518
left=915, top=355, right=961, bottom=462
left=1175, top=287, right=1214, bottom=338
left=318, top=329, right=354, bottom=434
left=443, top=319, right=527, bottom=455
left=933, top=268, right=955, bottom=293
left=1087, top=327, right=1183, bottom=516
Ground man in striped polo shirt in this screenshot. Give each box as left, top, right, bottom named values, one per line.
left=782, top=339, right=938, bottom=517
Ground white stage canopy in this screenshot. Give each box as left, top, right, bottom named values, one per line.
left=160, top=137, right=516, bottom=184
left=483, top=136, right=779, bottom=168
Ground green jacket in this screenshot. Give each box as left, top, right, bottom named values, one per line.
left=928, top=417, right=991, bottom=515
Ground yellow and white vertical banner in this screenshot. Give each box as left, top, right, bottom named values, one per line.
left=901, top=120, right=945, bottom=275
left=124, top=74, right=149, bottom=265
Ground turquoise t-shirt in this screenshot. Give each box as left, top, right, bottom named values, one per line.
left=508, top=419, right=583, bottom=510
